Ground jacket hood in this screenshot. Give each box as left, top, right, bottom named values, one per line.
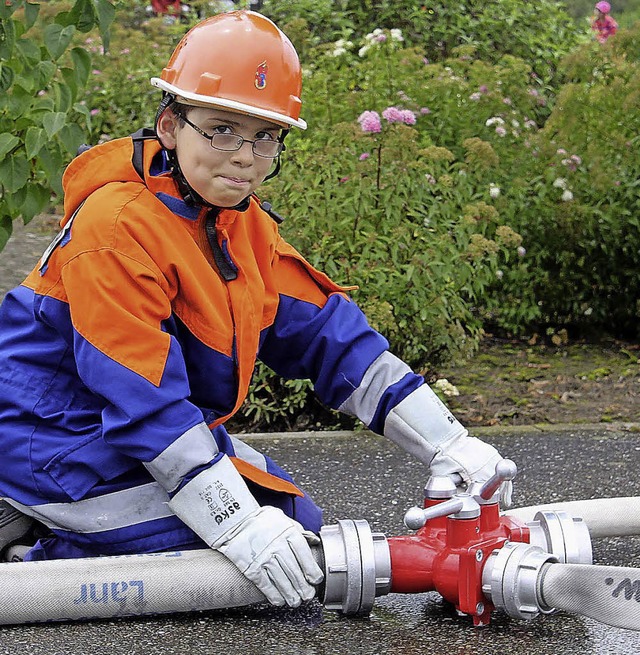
left=60, top=137, right=174, bottom=227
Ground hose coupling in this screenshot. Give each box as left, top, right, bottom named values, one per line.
left=319, top=519, right=391, bottom=615
left=482, top=541, right=557, bottom=620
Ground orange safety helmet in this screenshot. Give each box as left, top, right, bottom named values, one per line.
left=151, top=11, right=306, bottom=129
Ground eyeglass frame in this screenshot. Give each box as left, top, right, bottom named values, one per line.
left=176, top=112, right=286, bottom=159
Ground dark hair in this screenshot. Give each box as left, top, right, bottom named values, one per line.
left=169, top=101, right=192, bottom=126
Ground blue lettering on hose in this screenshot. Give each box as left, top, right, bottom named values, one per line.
left=73, top=580, right=145, bottom=605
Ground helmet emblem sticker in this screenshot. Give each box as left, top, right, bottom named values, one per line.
left=255, top=61, right=268, bottom=90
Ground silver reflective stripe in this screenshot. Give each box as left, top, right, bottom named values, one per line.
left=144, top=421, right=219, bottom=492
left=337, top=351, right=412, bottom=426
left=230, top=436, right=268, bottom=471
left=5, top=483, right=173, bottom=534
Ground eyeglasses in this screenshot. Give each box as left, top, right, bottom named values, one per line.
left=179, top=113, right=285, bottom=159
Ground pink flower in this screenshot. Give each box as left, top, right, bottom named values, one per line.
left=571, top=154, right=582, bottom=165
left=339, top=176, right=350, bottom=183
left=375, top=34, right=386, bottom=43
left=357, top=110, right=382, bottom=133
left=92, top=69, right=102, bottom=75
left=359, top=152, right=370, bottom=161
left=479, top=85, right=489, bottom=94
left=382, top=106, right=404, bottom=123
left=90, top=109, right=100, bottom=116
left=495, top=126, right=507, bottom=137
left=400, top=109, right=416, bottom=125
left=420, top=107, right=431, bottom=114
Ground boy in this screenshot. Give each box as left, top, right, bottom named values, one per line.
left=0, top=11, right=509, bottom=609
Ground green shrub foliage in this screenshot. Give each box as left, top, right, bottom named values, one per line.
left=2, top=2, right=639, bottom=430
left=0, top=0, right=114, bottom=249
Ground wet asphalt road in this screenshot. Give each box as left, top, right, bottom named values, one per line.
left=0, top=426, right=637, bottom=654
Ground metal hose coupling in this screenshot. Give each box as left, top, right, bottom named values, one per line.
left=481, top=541, right=559, bottom=620
left=319, top=519, right=392, bottom=615
left=482, top=508, right=593, bottom=621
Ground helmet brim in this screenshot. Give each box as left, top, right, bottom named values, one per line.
left=151, top=78, right=307, bottom=130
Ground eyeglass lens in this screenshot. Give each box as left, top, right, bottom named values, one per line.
left=211, top=133, right=281, bottom=158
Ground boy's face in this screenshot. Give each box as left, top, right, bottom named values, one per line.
left=158, top=106, right=281, bottom=207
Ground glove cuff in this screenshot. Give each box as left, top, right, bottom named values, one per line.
left=168, top=454, right=259, bottom=547
left=383, top=384, right=467, bottom=465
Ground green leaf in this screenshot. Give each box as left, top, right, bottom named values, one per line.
left=30, top=94, right=55, bottom=114
left=61, top=67, right=78, bottom=103
left=44, top=23, right=75, bottom=61
left=43, top=112, right=67, bottom=138
left=70, top=47, right=91, bottom=87
left=94, top=0, right=116, bottom=53
left=8, top=182, right=50, bottom=222
left=0, top=62, right=15, bottom=92
left=33, top=60, right=57, bottom=89
left=0, top=154, right=29, bottom=193
left=0, top=1, right=17, bottom=20
left=0, top=213, right=12, bottom=252
left=68, top=0, right=98, bottom=33
left=54, top=81, right=72, bottom=113
left=25, top=127, right=48, bottom=159
left=0, top=17, right=16, bottom=59
left=24, top=3, right=41, bottom=30
left=7, top=84, right=30, bottom=117
left=15, top=37, right=41, bottom=65
left=58, top=123, right=85, bottom=156
left=0, top=133, right=19, bottom=159
left=38, top=143, right=64, bottom=192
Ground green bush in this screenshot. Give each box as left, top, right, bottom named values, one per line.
left=482, top=21, right=640, bottom=338
left=5, top=2, right=640, bottom=430
left=0, top=0, right=114, bottom=249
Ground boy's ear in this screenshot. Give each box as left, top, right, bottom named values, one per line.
left=156, top=109, right=179, bottom=149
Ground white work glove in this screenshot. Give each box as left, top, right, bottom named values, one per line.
left=168, top=454, right=323, bottom=607
left=384, top=384, right=512, bottom=507
left=215, top=505, right=323, bottom=607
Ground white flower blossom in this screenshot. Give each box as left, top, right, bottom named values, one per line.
left=434, top=378, right=460, bottom=397
left=553, top=177, right=568, bottom=189
left=489, top=184, right=500, bottom=198
left=561, top=189, right=574, bottom=202
left=390, top=28, right=404, bottom=42
left=485, top=116, right=505, bottom=127
left=332, top=38, right=353, bottom=56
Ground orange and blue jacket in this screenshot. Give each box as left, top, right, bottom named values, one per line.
left=0, top=135, right=423, bottom=556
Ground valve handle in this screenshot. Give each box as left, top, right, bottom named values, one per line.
left=476, top=459, right=518, bottom=501
left=404, top=497, right=465, bottom=530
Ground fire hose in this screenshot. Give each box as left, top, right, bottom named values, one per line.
left=0, top=460, right=637, bottom=630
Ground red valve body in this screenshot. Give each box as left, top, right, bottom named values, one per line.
left=388, top=500, right=529, bottom=625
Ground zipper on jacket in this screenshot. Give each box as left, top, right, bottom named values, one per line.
left=204, top=209, right=238, bottom=281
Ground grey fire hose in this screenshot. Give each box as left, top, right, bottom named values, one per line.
left=0, top=549, right=267, bottom=625
left=503, top=496, right=640, bottom=538
left=0, top=519, right=391, bottom=626
left=540, top=562, right=640, bottom=631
